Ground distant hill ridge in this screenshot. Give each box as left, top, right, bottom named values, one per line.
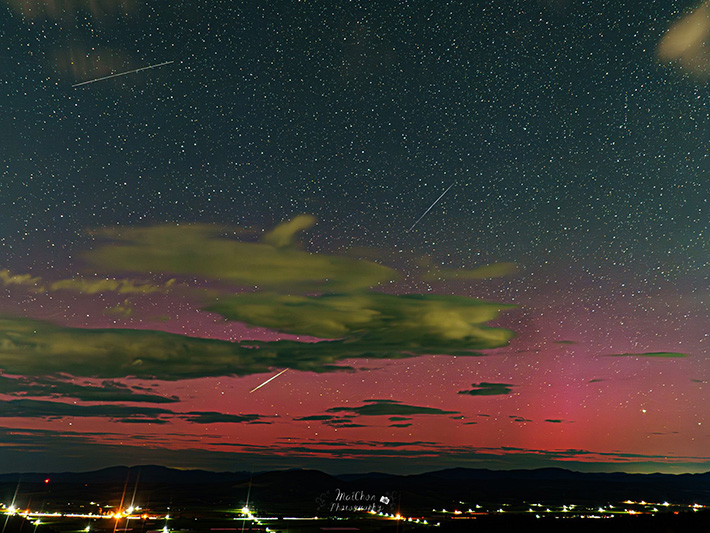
left=1, top=464, right=709, bottom=483
left=2, top=465, right=710, bottom=507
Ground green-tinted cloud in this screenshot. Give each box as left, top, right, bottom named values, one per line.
left=657, top=0, right=710, bottom=79
left=106, top=299, right=134, bottom=317
left=262, top=214, right=316, bottom=248
left=0, top=315, right=512, bottom=380
left=86, top=221, right=397, bottom=291
left=206, top=292, right=515, bottom=352
left=458, top=382, right=515, bottom=396
left=0, top=269, right=44, bottom=290
left=1, top=268, right=176, bottom=296
left=606, top=352, right=689, bottom=358
left=0, top=316, right=274, bottom=379
left=49, top=277, right=176, bottom=294
left=0, top=218, right=516, bottom=380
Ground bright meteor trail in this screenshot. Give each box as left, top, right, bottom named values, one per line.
left=408, top=181, right=456, bottom=231
left=249, top=369, right=289, bottom=394
left=71, top=61, right=174, bottom=87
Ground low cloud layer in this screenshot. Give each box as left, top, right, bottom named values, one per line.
left=327, top=399, right=459, bottom=417
left=0, top=397, right=270, bottom=425
left=0, top=375, right=179, bottom=403
left=605, top=352, right=689, bottom=358
left=458, top=382, right=515, bottom=396
left=0, top=398, right=172, bottom=421
left=294, top=399, right=459, bottom=429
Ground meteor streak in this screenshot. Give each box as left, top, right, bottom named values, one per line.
left=72, top=61, right=174, bottom=87
left=408, top=181, right=456, bottom=231
left=249, top=368, right=289, bottom=393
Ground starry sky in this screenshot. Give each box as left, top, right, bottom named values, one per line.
left=0, top=0, right=708, bottom=475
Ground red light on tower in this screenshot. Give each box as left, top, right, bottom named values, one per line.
left=44, top=478, right=50, bottom=484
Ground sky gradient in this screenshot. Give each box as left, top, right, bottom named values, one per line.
left=0, top=0, right=708, bottom=474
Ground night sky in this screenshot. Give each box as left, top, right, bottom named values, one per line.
left=0, top=0, right=708, bottom=474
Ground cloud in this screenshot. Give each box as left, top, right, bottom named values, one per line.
left=206, top=292, right=515, bottom=353
left=106, top=299, right=134, bottom=317
left=294, top=414, right=367, bottom=428
left=85, top=220, right=398, bottom=291
left=0, top=375, right=179, bottom=403
left=588, top=379, right=604, bottom=383
left=112, top=418, right=170, bottom=424
left=262, top=214, right=316, bottom=248
left=509, top=415, right=531, bottom=423
left=292, top=400, right=459, bottom=429
left=657, top=1, right=710, bottom=78
left=1, top=268, right=176, bottom=296
left=294, top=415, right=335, bottom=422
left=2, top=426, right=709, bottom=475
left=327, top=399, right=459, bottom=417
left=605, top=352, right=689, bottom=358
left=544, top=419, right=573, bottom=424
left=0, top=219, right=515, bottom=380
left=0, top=398, right=172, bottom=422
left=179, top=412, right=270, bottom=424
left=49, top=277, right=176, bottom=295
left=0, top=398, right=271, bottom=425
left=0, top=315, right=512, bottom=380
left=458, top=382, right=515, bottom=396
left=423, top=262, right=518, bottom=281
left=0, top=269, right=43, bottom=290
left=0, top=316, right=276, bottom=379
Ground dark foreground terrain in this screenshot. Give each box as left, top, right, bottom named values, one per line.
left=2, top=466, right=709, bottom=533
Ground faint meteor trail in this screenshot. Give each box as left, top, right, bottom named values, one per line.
left=71, top=60, right=174, bottom=87
left=249, top=368, right=289, bottom=393
left=408, top=181, right=456, bottom=231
